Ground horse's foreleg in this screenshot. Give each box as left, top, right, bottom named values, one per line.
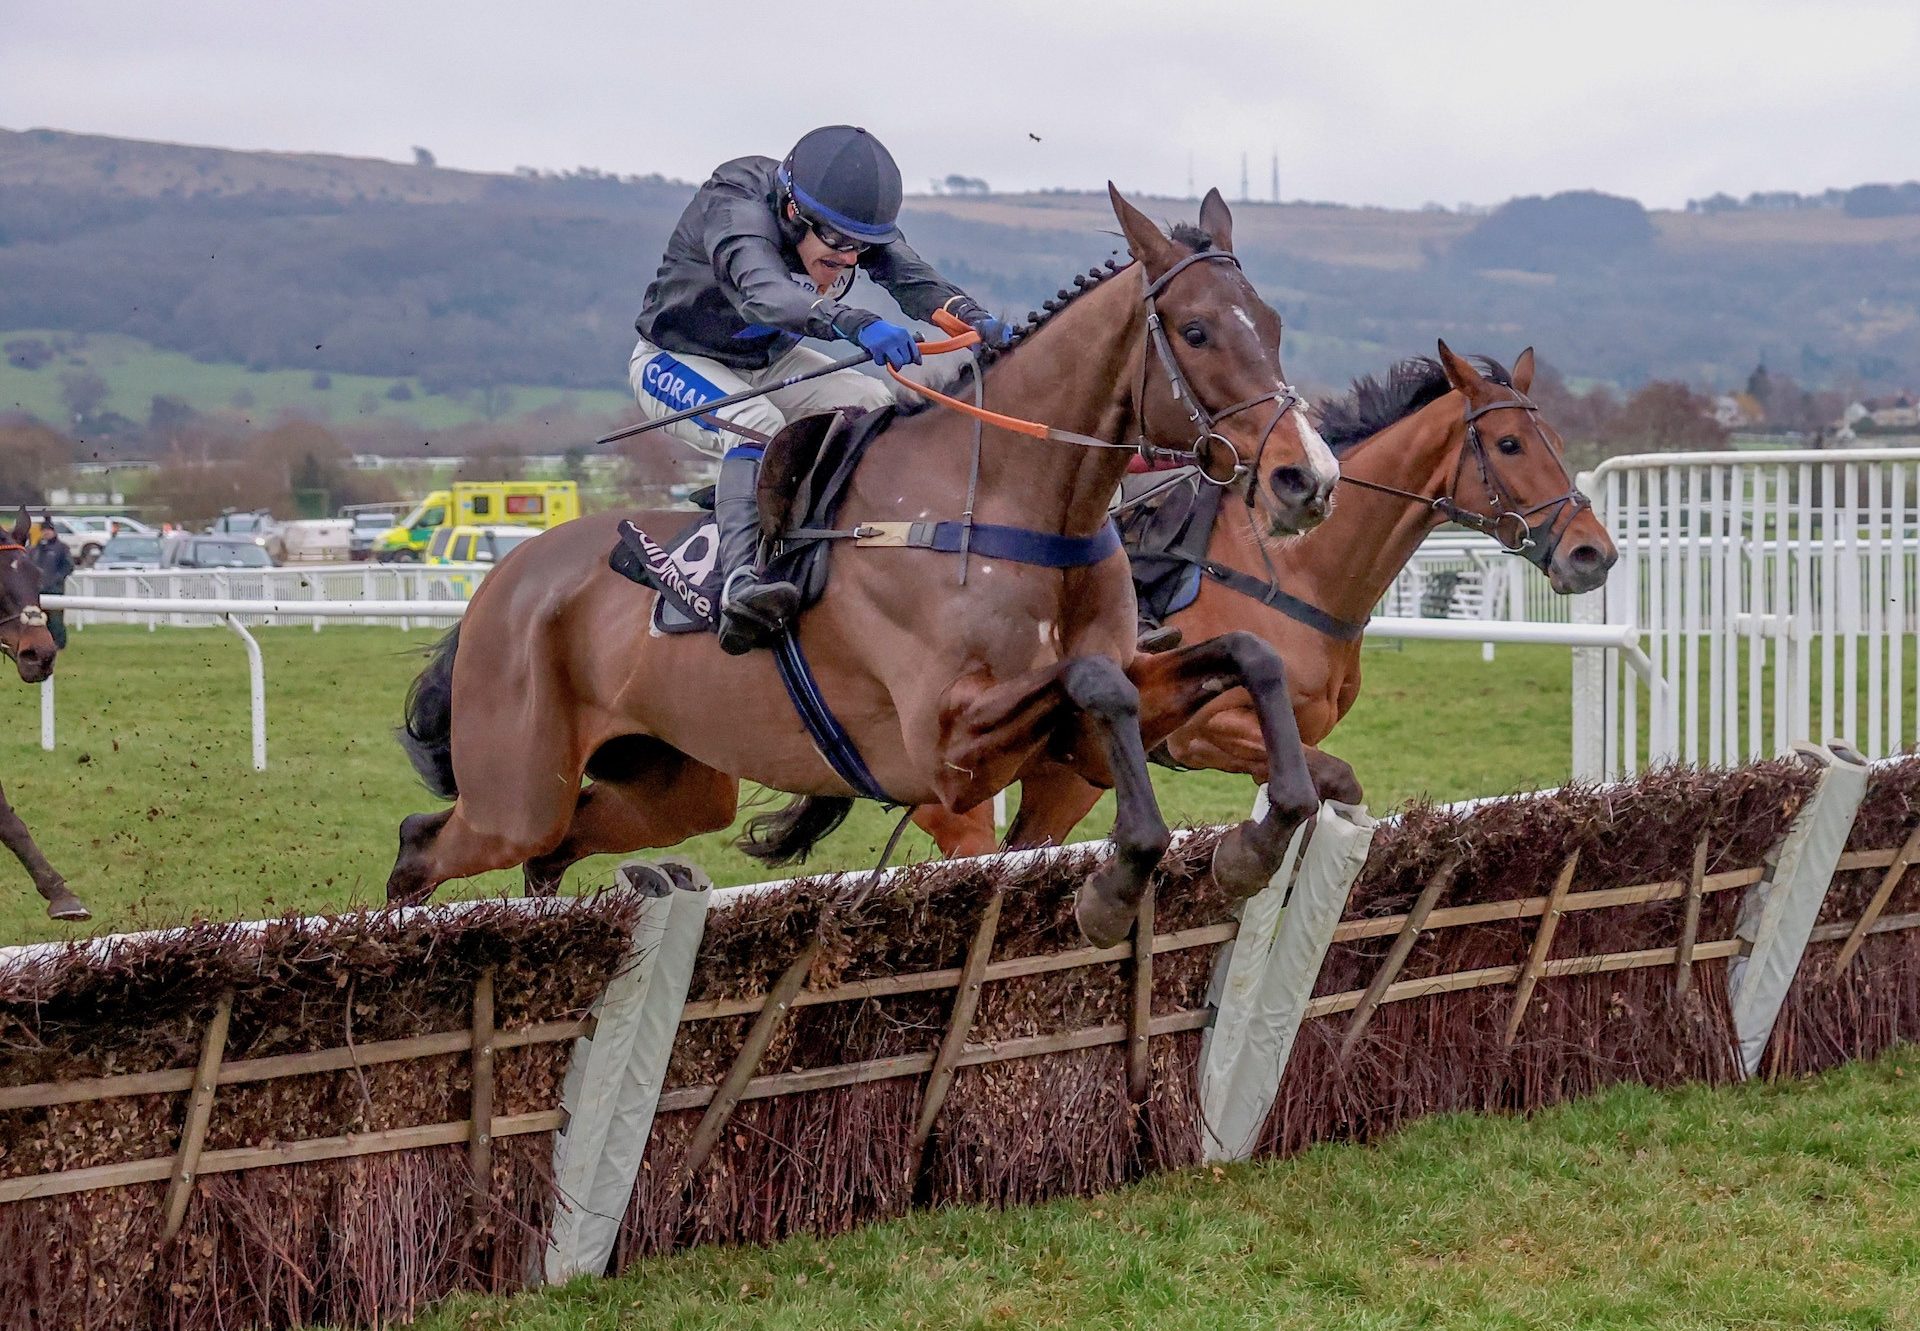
left=910, top=804, right=1000, bottom=858
left=936, top=657, right=1169, bottom=946
left=522, top=758, right=738, bottom=895
left=1127, top=631, right=1317, bottom=899
left=1002, top=762, right=1104, bottom=850
left=0, top=784, right=85, bottom=921
left=1166, top=708, right=1365, bottom=805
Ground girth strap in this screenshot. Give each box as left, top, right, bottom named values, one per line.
left=1162, top=552, right=1366, bottom=641
left=785, top=519, right=1122, bottom=569
left=1197, top=559, right=1367, bottom=641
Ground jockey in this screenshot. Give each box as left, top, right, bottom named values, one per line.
left=630, top=125, right=1013, bottom=654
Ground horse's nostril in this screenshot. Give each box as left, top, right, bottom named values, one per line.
left=1270, top=466, right=1313, bottom=502
left=1569, top=544, right=1603, bottom=569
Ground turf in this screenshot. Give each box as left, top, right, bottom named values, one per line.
left=0, top=627, right=1574, bottom=944
left=407, top=1047, right=1920, bottom=1331
left=0, top=328, right=632, bottom=432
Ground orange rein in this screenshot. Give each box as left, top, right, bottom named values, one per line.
left=884, top=313, right=1055, bottom=441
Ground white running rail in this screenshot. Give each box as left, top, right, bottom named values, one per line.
left=1573, top=447, right=1920, bottom=779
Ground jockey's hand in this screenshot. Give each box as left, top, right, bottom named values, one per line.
left=849, top=317, right=923, bottom=370
left=945, top=295, right=1016, bottom=350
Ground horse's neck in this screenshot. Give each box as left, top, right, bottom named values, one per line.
left=870, top=273, right=1144, bottom=538
left=1213, top=393, right=1464, bottom=624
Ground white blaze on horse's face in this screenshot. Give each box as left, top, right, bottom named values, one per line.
left=1295, top=404, right=1339, bottom=490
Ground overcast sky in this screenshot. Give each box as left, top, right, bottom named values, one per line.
left=5, top=0, right=1917, bottom=210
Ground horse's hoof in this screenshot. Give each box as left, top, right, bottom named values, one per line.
left=615, top=860, right=677, bottom=897
left=1074, top=875, right=1139, bottom=949
left=1211, top=822, right=1276, bottom=900
left=45, top=888, right=90, bottom=922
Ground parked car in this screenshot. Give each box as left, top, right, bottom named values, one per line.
left=205, top=510, right=277, bottom=542
left=159, top=535, right=276, bottom=569
left=267, top=519, right=353, bottom=564
left=94, top=533, right=165, bottom=570
left=347, top=510, right=398, bottom=561
left=46, top=515, right=116, bottom=566
left=423, top=524, right=540, bottom=566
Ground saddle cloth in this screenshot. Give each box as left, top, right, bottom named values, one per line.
left=1116, top=470, right=1224, bottom=624
left=609, top=406, right=892, bottom=634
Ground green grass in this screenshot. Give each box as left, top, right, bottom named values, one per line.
left=0, top=328, right=633, bottom=431
left=0, top=629, right=1575, bottom=944
left=405, top=1048, right=1920, bottom=1330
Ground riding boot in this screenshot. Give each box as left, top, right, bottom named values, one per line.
left=1135, top=614, right=1183, bottom=654
left=713, top=450, right=799, bottom=655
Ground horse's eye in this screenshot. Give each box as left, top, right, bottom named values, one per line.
left=1182, top=322, right=1207, bottom=348
left=1497, top=435, right=1523, bottom=456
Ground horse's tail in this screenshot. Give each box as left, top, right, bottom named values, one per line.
left=736, top=795, right=854, bottom=867
left=397, top=624, right=461, bottom=800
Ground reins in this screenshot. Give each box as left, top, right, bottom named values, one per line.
left=889, top=252, right=1303, bottom=487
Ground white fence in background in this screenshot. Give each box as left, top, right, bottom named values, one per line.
left=63, top=565, right=478, bottom=628
left=1378, top=532, right=1568, bottom=626
left=39, top=596, right=470, bottom=770
left=1572, top=448, right=1920, bottom=780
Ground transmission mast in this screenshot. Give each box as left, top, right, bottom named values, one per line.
left=1239, top=152, right=1249, bottom=204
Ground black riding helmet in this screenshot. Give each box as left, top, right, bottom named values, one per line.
left=778, top=125, right=903, bottom=247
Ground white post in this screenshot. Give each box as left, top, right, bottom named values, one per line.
left=1197, top=795, right=1377, bottom=1163
left=39, top=677, right=53, bottom=752
left=1726, top=740, right=1869, bottom=1077
left=1570, top=470, right=1608, bottom=781
left=545, top=858, right=710, bottom=1283
left=222, top=614, right=268, bottom=772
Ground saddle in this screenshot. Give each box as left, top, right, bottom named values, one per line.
left=1115, top=470, right=1223, bottom=625
left=609, top=407, right=893, bottom=635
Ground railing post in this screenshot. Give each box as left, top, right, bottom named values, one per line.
left=544, top=858, right=710, bottom=1284
left=1571, top=468, right=1608, bottom=780
left=1726, top=740, right=1869, bottom=1077
left=39, top=677, right=53, bottom=752
left=1197, top=797, right=1376, bottom=1164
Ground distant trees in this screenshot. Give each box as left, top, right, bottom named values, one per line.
left=0, top=417, right=74, bottom=504
left=931, top=174, right=991, bottom=196
left=58, top=368, right=108, bottom=422
left=412, top=147, right=437, bottom=169
left=1526, top=361, right=1728, bottom=467
left=1453, top=191, right=1655, bottom=271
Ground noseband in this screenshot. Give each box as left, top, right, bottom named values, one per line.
left=1133, top=250, right=1303, bottom=490
left=0, top=543, right=47, bottom=657
left=1340, top=393, right=1591, bottom=569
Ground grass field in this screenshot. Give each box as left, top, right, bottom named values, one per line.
left=406, top=1048, right=1920, bottom=1331
left=0, top=328, right=633, bottom=432
left=0, top=627, right=1576, bottom=944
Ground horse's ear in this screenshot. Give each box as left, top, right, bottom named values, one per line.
left=1108, top=182, right=1175, bottom=275
left=1436, top=339, right=1483, bottom=395
left=1510, top=347, right=1536, bottom=395
left=11, top=510, right=29, bottom=546
left=1198, top=187, right=1234, bottom=253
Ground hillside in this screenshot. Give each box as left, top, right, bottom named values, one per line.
left=2, top=126, right=1917, bottom=413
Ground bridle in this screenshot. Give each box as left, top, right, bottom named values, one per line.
left=1337, top=391, right=1591, bottom=569
left=1133, top=250, right=1304, bottom=493
left=889, top=249, right=1304, bottom=493
left=0, top=543, right=48, bottom=653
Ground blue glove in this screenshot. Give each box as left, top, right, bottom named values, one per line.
left=853, top=318, right=922, bottom=370
left=946, top=295, right=1016, bottom=350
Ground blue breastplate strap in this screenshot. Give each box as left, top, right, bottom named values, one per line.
left=773, top=630, right=892, bottom=802
left=850, top=519, right=1121, bottom=568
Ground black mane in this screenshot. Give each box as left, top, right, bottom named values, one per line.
left=1316, top=355, right=1512, bottom=452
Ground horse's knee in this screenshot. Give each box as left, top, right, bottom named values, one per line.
left=1062, top=656, right=1140, bottom=719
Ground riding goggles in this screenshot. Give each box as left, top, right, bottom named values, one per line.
left=798, top=210, right=869, bottom=254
